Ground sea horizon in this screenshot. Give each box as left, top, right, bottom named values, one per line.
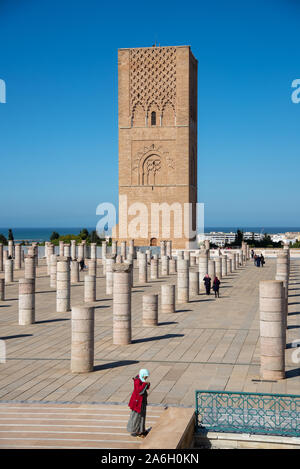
left=0, top=226, right=299, bottom=242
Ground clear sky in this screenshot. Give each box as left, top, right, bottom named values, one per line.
left=0, top=0, right=300, bottom=228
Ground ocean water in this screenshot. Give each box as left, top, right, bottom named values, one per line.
left=0, top=226, right=299, bottom=242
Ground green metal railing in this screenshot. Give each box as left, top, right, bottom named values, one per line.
left=195, top=390, right=300, bottom=437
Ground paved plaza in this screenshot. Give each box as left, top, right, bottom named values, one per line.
left=0, top=257, right=300, bottom=412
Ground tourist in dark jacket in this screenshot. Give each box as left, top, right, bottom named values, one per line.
left=213, top=276, right=221, bottom=298
left=256, top=256, right=261, bottom=267
left=127, top=369, right=150, bottom=438
left=203, top=274, right=211, bottom=295
left=260, top=255, right=265, bottom=267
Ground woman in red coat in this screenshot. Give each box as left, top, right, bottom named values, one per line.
left=127, top=369, right=150, bottom=437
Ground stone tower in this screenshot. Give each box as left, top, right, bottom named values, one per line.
left=117, top=45, right=197, bottom=249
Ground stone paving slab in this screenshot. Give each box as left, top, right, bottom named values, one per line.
left=0, top=257, right=300, bottom=410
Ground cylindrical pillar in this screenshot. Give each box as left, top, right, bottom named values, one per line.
left=112, top=264, right=132, bottom=345
left=160, top=240, right=166, bottom=257
left=208, top=259, right=215, bottom=281
left=8, top=240, right=14, bottom=258
left=177, top=259, right=189, bottom=304
left=121, top=241, right=126, bottom=260
left=59, top=241, right=64, bottom=257
left=189, top=271, right=199, bottom=297
left=138, top=253, right=147, bottom=283
left=142, top=294, right=158, bottom=327
left=106, top=255, right=116, bottom=295
left=50, top=254, right=57, bottom=288
left=215, top=257, right=222, bottom=279
left=161, top=284, right=175, bottom=313
left=5, top=259, right=14, bottom=284
left=221, top=255, right=227, bottom=276
left=150, top=258, right=159, bottom=280
left=71, top=260, right=80, bottom=284
left=112, top=240, right=118, bottom=257
left=0, top=244, right=3, bottom=271
left=88, top=259, right=97, bottom=277
left=259, top=280, right=285, bottom=380
left=0, top=278, right=5, bottom=301
left=166, top=240, right=172, bottom=259
left=161, top=256, right=169, bottom=276
left=90, top=243, right=97, bottom=260
left=63, top=244, right=71, bottom=258
left=71, top=240, right=76, bottom=260
left=14, top=245, right=22, bottom=270
left=56, top=257, right=71, bottom=312
left=84, top=275, right=96, bottom=303
left=169, top=258, right=177, bottom=274
left=199, top=251, right=209, bottom=293
left=71, top=305, right=94, bottom=373
left=77, top=244, right=84, bottom=261
left=19, top=278, right=35, bottom=325
left=227, top=257, right=232, bottom=274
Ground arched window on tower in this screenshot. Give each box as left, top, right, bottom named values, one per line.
left=151, top=111, right=156, bottom=126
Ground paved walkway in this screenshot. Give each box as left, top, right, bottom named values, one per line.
left=0, top=257, right=300, bottom=411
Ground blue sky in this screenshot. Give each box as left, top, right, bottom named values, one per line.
left=0, top=0, right=299, bottom=228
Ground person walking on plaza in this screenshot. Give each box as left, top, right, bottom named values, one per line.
left=256, top=255, right=261, bottom=267
left=253, top=254, right=257, bottom=265
left=127, top=369, right=150, bottom=438
left=213, top=276, right=221, bottom=298
left=203, top=274, right=211, bottom=295
left=251, top=249, right=254, bottom=259
left=260, top=254, right=265, bottom=267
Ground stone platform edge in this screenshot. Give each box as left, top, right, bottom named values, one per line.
left=195, top=432, right=300, bottom=449
left=140, top=407, right=195, bottom=449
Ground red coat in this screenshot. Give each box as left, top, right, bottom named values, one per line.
left=128, top=376, right=150, bottom=413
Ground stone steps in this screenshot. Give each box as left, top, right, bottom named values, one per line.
left=0, top=402, right=165, bottom=449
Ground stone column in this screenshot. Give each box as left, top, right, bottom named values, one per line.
left=84, top=275, right=96, bottom=303
left=169, top=258, right=177, bottom=274
left=63, top=244, right=70, bottom=258
left=71, top=240, right=76, bottom=260
left=144, top=249, right=150, bottom=265
left=128, top=239, right=136, bottom=259
left=208, top=259, right=215, bottom=280
left=112, top=240, right=118, bottom=257
left=0, top=279, right=5, bottom=300
left=138, top=253, right=147, bottom=283
left=260, top=280, right=285, bottom=380
left=71, top=260, right=80, bottom=284
left=177, top=259, right=189, bottom=304
left=47, top=243, right=55, bottom=275
left=112, top=264, right=132, bottom=345
left=189, top=271, right=199, bottom=297
left=150, top=258, right=159, bottom=280
left=166, top=240, right=172, bottom=259
left=5, top=259, right=13, bottom=284
left=88, top=259, right=97, bottom=277
left=106, top=254, right=116, bottom=295
left=50, top=254, right=57, bottom=288
left=56, top=257, right=71, bottom=312
left=71, top=305, right=94, bottom=373
left=0, top=244, right=3, bottom=271
left=184, top=250, right=190, bottom=267
left=121, top=241, right=126, bottom=260
left=161, top=284, right=175, bottom=313
left=14, top=245, right=22, bottom=270
left=199, top=251, right=209, bottom=293
left=102, top=242, right=107, bottom=275
left=215, top=257, right=222, bottom=278
left=143, top=294, right=158, bottom=327
left=276, top=252, right=289, bottom=327
left=190, top=254, right=196, bottom=267
left=77, top=243, right=84, bottom=261
left=221, top=255, right=227, bottom=276
left=90, top=243, right=97, bottom=260
left=160, top=240, right=166, bottom=257
left=25, top=254, right=36, bottom=284
left=161, top=256, right=169, bottom=276
left=8, top=240, right=14, bottom=258
left=59, top=241, right=64, bottom=257
left=177, top=250, right=184, bottom=260
left=19, top=278, right=35, bottom=325
left=227, top=257, right=232, bottom=274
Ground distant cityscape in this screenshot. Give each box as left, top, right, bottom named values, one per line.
left=198, top=231, right=300, bottom=247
